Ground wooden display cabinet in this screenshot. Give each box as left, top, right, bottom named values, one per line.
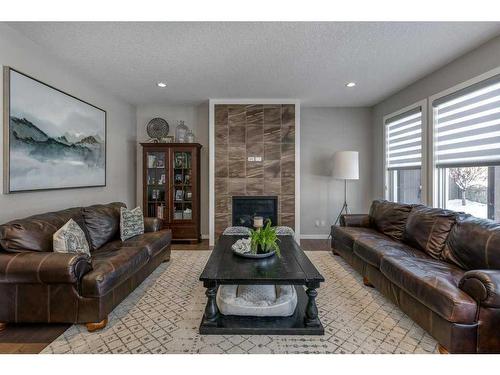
left=141, top=143, right=202, bottom=243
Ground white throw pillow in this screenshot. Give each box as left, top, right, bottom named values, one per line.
left=120, top=206, right=144, bottom=241
left=53, top=219, right=90, bottom=256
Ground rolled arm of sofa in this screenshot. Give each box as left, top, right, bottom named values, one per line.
left=144, top=217, right=162, bottom=232
left=0, top=251, right=92, bottom=284
left=459, top=270, right=500, bottom=308
left=340, top=214, right=371, bottom=228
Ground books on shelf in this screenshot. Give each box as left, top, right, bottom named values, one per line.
left=157, top=204, right=164, bottom=219
left=147, top=154, right=156, bottom=168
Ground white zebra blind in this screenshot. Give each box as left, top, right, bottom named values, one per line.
left=385, top=107, right=422, bottom=170
left=434, top=74, right=500, bottom=167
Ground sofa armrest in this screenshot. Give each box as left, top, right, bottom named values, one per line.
left=0, top=251, right=92, bottom=284
left=340, top=214, right=371, bottom=228
left=459, top=270, right=500, bottom=308
left=144, top=217, right=162, bottom=232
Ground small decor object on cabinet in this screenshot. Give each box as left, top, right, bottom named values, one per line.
left=141, top=142, right=202, bottom=243
left=146, top=117, right=169, bottom=142
left=174, top=153, right=185, bottom=168
left=183, top=208, right=192, bottom=220
left=157, top=205, right=164, bottom=219
left=147, top=154, right=156, bottom=168
left=162, top=136, right=174, bottom=143
left=186, top=129, right=195, bottom=143
left=175, top=120, right=189, bottom=142
left=175, top=190, right=184, bottom=201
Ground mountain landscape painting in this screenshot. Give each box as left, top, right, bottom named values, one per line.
left=5, top=68, right=106, bottom=192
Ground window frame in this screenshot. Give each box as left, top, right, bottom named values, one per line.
left=383, top=100, right=428, bottom=205
left=428, top=66, right=500, bottom=207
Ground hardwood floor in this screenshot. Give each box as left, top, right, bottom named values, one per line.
left=171, top=239, right=211, bottom=250
left=0, top=323, right=69, bottom=354
left=300, top=239, right=331, bottom=251
left=0, top=238, right=330, bottom=354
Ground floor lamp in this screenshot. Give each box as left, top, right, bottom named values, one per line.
left=332, top=151, right=359, bottom=226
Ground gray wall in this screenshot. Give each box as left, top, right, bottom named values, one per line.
left=136, top=103, right=209, bottom=236
left=300, top=107, right=372, bottom=236
left=0, top=24, right=137, bottom=223
left=371, top=35, right=500, bottom=199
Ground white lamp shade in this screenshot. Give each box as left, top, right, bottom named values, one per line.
left=332, top=151, right=359, bottom=180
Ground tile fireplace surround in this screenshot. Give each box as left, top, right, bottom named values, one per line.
left=214, top=104, right=296, bottom=239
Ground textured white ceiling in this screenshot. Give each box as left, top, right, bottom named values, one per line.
left=7, top=22, right=500, bottom=107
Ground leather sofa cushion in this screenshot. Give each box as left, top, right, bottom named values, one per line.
left=443, top=216, right=500, bottom=270
left=403, top=206, right=458, bottom=259
left=82, top=202, right=125, bottom=251
left=369, top=200, right=414, bottom=241
left=333, top=226, right=381, bottom=249
left=0, top=207, right=85, bottom=253
left=81, top=241, right=150, bottom=297
left=380, top=256, right=477, bottom=324
left=354, top=237, right=429, bottom=269
left=122, top=229, right=172, bottom=257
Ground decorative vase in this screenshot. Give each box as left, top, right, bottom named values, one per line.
left=175, top=120, right=189, bottom=143
left=186, top=129, right=195, bottom=143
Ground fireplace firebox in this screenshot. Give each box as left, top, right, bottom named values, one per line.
left=232, top=196, right=278, bottom=228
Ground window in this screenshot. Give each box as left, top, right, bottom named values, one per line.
left=385, top=107, right=424, bottom=204
left=433, top=75, right=500, bottom=220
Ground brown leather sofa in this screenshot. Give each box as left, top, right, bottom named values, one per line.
left=0, top=202, right=171, bottom=332
left=332, top=200, right=500, bottom=353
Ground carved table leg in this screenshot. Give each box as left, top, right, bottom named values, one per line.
left=304, top=283, right=320, bottom=327
left=203, top=282, right=219, bottom=326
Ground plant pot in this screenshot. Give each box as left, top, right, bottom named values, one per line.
left=256, top=244, right=267, bottom=254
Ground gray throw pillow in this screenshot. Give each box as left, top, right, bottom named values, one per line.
left=120, top=207, right=144, bottom=241
left=53, top=219, right=91, bottom=256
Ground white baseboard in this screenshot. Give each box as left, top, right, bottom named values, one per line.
left=300, top=234, right=330, bottom=240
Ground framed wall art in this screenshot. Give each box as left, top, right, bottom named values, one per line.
left=3, top=67, right=106, bottom=193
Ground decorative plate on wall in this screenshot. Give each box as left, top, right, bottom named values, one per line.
left=146, top=117, right=169, bottom=141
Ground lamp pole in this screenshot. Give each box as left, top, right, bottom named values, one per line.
left=333, top=179, right=349, bottom=226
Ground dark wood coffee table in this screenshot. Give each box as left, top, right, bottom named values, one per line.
left=199, top=235, right=325, bottom=335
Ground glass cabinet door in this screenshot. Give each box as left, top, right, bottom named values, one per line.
left=145, top=151, right=168, bottom=220
left=172, top=150, right=193, bottom=221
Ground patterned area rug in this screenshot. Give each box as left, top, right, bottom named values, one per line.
left=42, top=250, right=438, bottom=354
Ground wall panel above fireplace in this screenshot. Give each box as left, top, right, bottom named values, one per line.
left=212, top=103, right=296, bottom=240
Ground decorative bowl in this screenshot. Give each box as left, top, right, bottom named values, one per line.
left=232, top=248, right=276, bottom=259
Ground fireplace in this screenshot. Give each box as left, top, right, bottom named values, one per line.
left=232, top=196, right=278, bottom=228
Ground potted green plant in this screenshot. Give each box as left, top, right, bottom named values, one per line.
left=249, top=221, right=281, bottom=257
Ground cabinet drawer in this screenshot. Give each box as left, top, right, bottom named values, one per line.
left=172, top=225, right=198, bottom=239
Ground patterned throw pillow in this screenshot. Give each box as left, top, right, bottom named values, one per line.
left=120, top=207, right=144, bottom=241
left=53, top=219, right=91, bottom=256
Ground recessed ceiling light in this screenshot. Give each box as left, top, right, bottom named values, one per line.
left=345, top=82, right=356, bottom=88
left=157, top=82, right=167, bottom=88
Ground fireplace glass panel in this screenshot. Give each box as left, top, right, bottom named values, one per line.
left=232, top=196, right=278, bottom=228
